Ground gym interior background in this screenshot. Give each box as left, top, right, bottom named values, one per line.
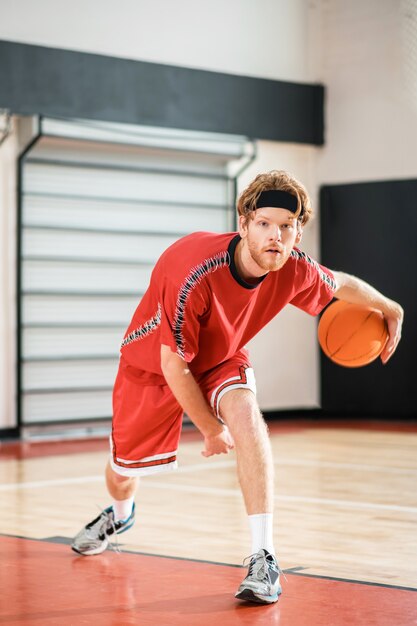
left=0, top=0, right=416, bottom=435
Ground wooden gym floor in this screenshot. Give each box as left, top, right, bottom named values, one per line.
left=1, top=420, right=417, bottom=625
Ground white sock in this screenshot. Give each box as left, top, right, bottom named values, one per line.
left=249, top=513, right=275, bottom=556
left=112, top=496, right=134, bottom=522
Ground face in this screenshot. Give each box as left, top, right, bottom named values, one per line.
left=239, top=207, right=302, bottom=274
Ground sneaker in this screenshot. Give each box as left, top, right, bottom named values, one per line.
left=71, top=504, right=135, bottom=556
left=235, top=549, right=282, bottom=604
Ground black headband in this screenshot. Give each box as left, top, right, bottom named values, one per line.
left=255, top=190, right=303, bottom=216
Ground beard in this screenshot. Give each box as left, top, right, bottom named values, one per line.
left=247, top=237, right=291, bottom=272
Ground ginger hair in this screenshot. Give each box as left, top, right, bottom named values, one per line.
left=237, top=170, right=313, bottom=226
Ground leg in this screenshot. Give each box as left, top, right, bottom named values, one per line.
left=105, top=460, right=137, bottom=522
left=219, top=388, right=281, bottom=604
left=105, top=460, right=137, bottom=501
left=71, top=462, right=138, bottom=557
left=72, top=369, right=183, bottom=556
left=219, top=388, right=274, bottom=516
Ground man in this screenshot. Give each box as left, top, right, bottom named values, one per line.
left=72, top=170, right=403, bottom=604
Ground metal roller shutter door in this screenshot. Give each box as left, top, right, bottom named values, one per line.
left=19, top=118, right=251, bottom=426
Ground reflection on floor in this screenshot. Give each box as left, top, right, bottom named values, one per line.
left=1, top=535, right=416, bottom=626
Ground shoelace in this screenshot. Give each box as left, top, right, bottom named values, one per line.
left=243, top=552, right=287, bottom=582
left=93, top=506, right=121, bottom=554
left=243, top=553, right=268, bottom=579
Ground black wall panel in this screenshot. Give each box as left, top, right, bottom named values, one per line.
left=320, top=179, right=417, bottom=417
left=0, top=40, right=324, bottom=145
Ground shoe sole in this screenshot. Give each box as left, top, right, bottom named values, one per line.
left=235, top=588, right=281, bottom=604
left=71, top=540, right=109, bottom=556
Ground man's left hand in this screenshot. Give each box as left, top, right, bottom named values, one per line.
left=381, top=305, right=404, bottom=364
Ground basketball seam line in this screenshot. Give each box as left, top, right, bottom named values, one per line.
left=325, top=310, right=387, bottom=362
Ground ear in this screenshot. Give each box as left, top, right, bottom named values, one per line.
left=295, top=222, right=303, bottom=245
left=238, top=214, right=248, bottom=238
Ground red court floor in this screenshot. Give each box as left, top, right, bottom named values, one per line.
left=1, top=535, right=416, bottom=626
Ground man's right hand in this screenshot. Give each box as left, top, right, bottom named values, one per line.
left=201, top=425, right=235, bottom=457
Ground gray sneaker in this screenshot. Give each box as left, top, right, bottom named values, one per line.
left=235, top=549, right=282, bottom=604
left=71, top=504, right=135, bottom=556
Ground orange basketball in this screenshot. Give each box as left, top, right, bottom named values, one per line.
left=318, top=300, right=388, bottom=367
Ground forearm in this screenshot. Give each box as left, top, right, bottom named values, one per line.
left=160, top=345, right=222, bottom=437
left=332, top=271, right=403, bottom=317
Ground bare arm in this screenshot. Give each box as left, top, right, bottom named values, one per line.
left=332, top=271, right=404, bottom=364
left=160, top=344, right=234, bottom=457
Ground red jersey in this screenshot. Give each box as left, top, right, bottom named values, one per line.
left=120, top=232, right=336, bottom=382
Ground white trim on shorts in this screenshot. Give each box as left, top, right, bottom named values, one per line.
left=109, top=436, right=178, bottom=477
left=210, top=366, right=257, bottom=419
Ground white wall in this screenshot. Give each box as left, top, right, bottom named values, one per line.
left=309, top=0, right=417, bottom=184
left=0, top=0, right=310, bottom=82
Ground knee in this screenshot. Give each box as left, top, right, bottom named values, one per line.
left=106, top=462, right=136, bottom=486
left=113, top=472, right=134, bottom=486
left=220, top=389, right=266, bottom=436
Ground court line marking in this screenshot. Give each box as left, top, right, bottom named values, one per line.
left=146, top=481, right=417, bottom=514
left=0, top=460, right=234, bottom=491
left=1, top=472, right=417, bottom=514
left=1, top=454, right=417, bottom=486
left=0, top=475, right=104, bottom=491
left=2, top=455, right=416, bottom=475
left=279, top=458, right=417, bottom=475
left=3, top=532, right=417, bottom=592
left=176, top=458, right=417, bottom=475
left=9, top=454, right=417, bottom=476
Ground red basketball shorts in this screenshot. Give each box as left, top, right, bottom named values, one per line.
left=110, top=353, right=256, bottom=477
